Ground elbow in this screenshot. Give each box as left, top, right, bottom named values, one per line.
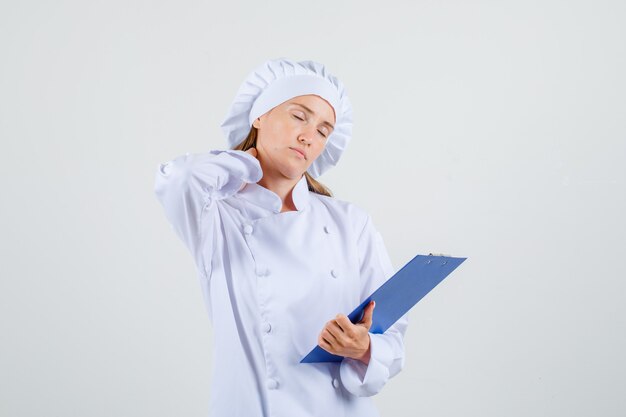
left=154, top=160, right=173, bottom=196
left=153, top=164, right=166, bottom=196
left=153, top=157, right=192, bottom=202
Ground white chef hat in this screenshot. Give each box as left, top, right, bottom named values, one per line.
left=220, top=57, right=353, bottom=178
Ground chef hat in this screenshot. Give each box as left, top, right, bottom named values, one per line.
left=220, top=57, right=353, bottom=178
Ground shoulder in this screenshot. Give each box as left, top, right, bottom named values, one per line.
left=309, top=192, right=371, bottom=234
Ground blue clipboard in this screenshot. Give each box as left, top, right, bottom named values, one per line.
left=300, top=253, right=467, bottom=363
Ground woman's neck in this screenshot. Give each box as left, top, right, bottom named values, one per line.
left=257, top=172, right=301, bottom=212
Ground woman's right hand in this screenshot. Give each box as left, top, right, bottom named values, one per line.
left=238, top=148, right=259, bottom=192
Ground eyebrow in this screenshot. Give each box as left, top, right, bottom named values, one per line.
left=290, top=102, right=335, bottom=130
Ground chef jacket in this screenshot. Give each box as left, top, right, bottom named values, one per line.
left=153, top=149, right=409, bottom=417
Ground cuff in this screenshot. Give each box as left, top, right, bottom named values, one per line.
left=209, top=149, right=263, bottom=183
left=339, top=333, right=394, bottom=397
left=203, top=149, right=262, bottom=197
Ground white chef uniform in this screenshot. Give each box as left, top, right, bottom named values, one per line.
left=154, top=148, right=409, bottom=417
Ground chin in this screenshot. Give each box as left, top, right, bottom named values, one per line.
left=279, top=164, right=308, bottom=180
left=282, top=170, right=306, bottom=180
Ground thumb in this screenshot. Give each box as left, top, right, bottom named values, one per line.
left=358, top=300, right=375, bottom=329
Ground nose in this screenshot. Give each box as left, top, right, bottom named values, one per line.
left=298, top=125, right=316, bottom=145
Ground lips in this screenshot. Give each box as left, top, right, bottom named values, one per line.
left=290, top=147, right=306, bottom=159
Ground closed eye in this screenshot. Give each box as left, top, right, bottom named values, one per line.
left=293, top=114, right=327, bottom=138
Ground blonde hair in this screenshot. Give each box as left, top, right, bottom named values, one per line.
left=232, top=126, right=333, bottom=197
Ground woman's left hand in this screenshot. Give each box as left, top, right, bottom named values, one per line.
left=318, top=301, right=375, bottom=365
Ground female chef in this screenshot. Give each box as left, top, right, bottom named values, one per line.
left=154, top=58, right=409, bottom=417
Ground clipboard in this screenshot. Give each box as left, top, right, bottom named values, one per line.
left=300, top=253, right=467, bottom=363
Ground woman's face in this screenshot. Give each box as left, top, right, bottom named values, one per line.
left=252, top=94, right=336, bottom=179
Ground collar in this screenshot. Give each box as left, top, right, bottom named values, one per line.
left=237, top=174, right=311, bottom=213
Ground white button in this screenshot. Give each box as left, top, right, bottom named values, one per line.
left=331, top=269, right=338, bottom=278
left=324, top=225, right=330, bottom=234
left=262, top=322, right=272, bottom=333
left=267, top=379, right=279, bottom=389
left=243, top=224, right=253, bottom=235
left=159, top=162, right=171, bottom=175
left=332, top=378, right=339, bottom=388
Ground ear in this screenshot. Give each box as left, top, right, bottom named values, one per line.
left=252, top=117, right=260, bottom=129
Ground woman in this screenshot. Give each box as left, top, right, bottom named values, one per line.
left=154, top=58, right=409, bottom=417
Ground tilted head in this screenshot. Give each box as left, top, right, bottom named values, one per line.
left=220, top=58, right=353, bottom=179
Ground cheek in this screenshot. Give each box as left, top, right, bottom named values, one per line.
left=268, top=121, right=294, bottom=143
left=308, top=143, right=326, bottom=161
left=258, top=126, right=282, bottom=149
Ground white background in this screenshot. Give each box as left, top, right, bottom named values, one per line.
left=1, top=1, right=625, bottom=416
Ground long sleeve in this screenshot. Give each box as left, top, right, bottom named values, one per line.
left=153, top=149, right=262, bottom=278
left=339, top=213, right=409, bottom=397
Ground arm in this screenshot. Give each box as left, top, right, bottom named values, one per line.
left=153, top=149, right=262, bottom=277
left=339, top=213, right=409, bottom=397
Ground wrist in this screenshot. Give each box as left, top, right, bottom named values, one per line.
left=356, top=335, right=371, bottom=365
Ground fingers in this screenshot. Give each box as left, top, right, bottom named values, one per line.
left=319, top=313, right=373, bottom=359
left=326, top=319, right=346, bottom=340
left=322, top=327, right=339, bottom=345
left=319, top=326, right=338, bottom=353
left=318, top=336, right=334, bottom=353
left=319, top=318, right=349, bottom=350
left=245, top=147, right=258, bottom=158
left=332, top=316, right=360, bottom=343
left=334, top=315, right=355, bottom=335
